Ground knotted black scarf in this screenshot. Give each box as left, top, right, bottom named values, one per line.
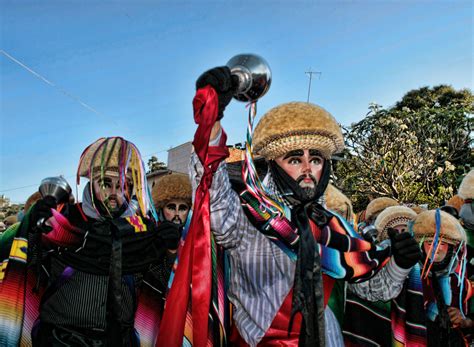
left=269, top=160, right=331, bottom=347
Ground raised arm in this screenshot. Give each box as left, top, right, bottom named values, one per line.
left=189, top=150, right=250, bottom=249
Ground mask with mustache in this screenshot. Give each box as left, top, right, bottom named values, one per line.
left=92, top=192, right=127, bottom=218
left=296, top=174, right=318, bottom=200
left=269, top=160, right=331, bottom=205
left=171, top=215, right=183, bottom=225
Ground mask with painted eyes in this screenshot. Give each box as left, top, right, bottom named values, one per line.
left=270, top=149, right=331, bottom=204
left=163, top=199, right=190, bottom=226
left=422, top=240, right=455, bottom=273
left=92, top=173, right=133, bottom=216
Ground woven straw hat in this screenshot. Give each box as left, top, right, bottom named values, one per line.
left=410, top=205, right=426, bottom=215
left=365, top=197, right=399, bottom=222
left=253, top=102, right=344, bottom=160
left=374, top=206, right=417, bottom=242
left=77, top=137, right=141, bottom=179
left=325, top=184, right=353, bottom=222
left=412, top=210, right=466, bottom=245
left=458, top=170, right=474, bottom=200
left=152, top=173, right=192, bottom=209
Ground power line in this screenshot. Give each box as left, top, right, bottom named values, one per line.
left=0, top=175, right=76, bottom=193
left=1, top=49, right=118, bottom=125
left=305, top=69, right=321, bottom=103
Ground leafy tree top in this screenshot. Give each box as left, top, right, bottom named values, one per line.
left=333, top=85, right=473, bottom=212
left=147, top=155, right=167, bottom=173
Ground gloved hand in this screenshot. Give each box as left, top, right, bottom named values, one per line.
left=29, top=196, right=56, bottom=232
left=196, top=66, right=238, bottom=119
left=157, top=221, right=182, bottom=250
left=388, top=228, right=422, bottom=269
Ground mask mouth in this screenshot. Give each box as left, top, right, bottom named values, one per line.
left=297, top=174, right=317, bottom=188
left=171, top=216, right=183, bottom=225
left=269, top=159, right=330, bottom=205
left=296, top=174, right=318, bottom=200
left=105, top=195, right=119, bottom=211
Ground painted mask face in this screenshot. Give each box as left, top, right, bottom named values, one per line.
left=390, top=224, right=408, bottom=234
left=92, top=173, right=132, bottom=213
left=423, top=240, right=450, bottom=262
left=163, top=199, right=190, bottom=225
left=275, top=149, right=325, bottom=189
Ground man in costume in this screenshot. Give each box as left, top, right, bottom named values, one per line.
left=152, top=173, right=192, bottom=228
left=343, top=205, right=425, bottom=346
left=458, top=170, right=474, bottom=277
left=0, top=137, right=180, bottom=346
left=133, top=172, right=194, bottom=346
left=455, top=169, right=474, bottom=336
left=175, top=67, right=422, bottom=346
left=412, top=209, right=472, bottom=345
left=151, top=172, right=193, bottom=283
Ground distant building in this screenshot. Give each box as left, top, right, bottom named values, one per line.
left=167, top=141, right=193, bottom=174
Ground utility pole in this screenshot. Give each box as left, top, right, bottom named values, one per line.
left=305, top=69, right=321, bottom=103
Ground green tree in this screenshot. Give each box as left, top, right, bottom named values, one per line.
left=333, top=85, right=473, bottom=212
left=394, top=85, right=473, bottom=111
left=147, top=156, right=167, bottom=173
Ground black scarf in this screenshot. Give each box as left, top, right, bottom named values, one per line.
left=60, top=205, right=165, bottom=345
left=269, top=160, right=331, bottom=347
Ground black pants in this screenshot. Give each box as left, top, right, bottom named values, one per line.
left=32, top=322, right=139, bottom=347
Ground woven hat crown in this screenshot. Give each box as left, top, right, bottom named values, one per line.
left=365, top=197, right=399, bottom=221
left=77, top=137, right=140, bottom=179
left=152, top=173, right=192, bottom=209
left=412, top=210, right=466, bottom=245
left=253, top=102, right=344, bottom=160
left=374, top=206, right=417, bottom=242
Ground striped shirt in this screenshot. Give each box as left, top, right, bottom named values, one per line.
left=190, top=154, right=410, bottom=347
left=40, top=257, right=141, bottom=330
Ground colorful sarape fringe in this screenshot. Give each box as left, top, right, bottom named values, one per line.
left=343, top=264, right=427, bottom=347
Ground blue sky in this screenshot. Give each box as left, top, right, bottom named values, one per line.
left=1, top=0, right=472, bottom=203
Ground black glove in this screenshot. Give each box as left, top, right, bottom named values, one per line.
left=157, top=221, right=182, bottom=250
left=196, top=66, right=238, bottom=119
left=388, top=228, right=422, bottom=269
left=29, top=196, right=56, bottom=232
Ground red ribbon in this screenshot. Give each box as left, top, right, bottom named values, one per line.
left=157, top=86, right=229, bottom=347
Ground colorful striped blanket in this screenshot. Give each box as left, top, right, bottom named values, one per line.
left=240, top=190, right=391, bottom=283
left=0, top=209, right=166, bottom=346
left=343, top=264, right=427, bottom=347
